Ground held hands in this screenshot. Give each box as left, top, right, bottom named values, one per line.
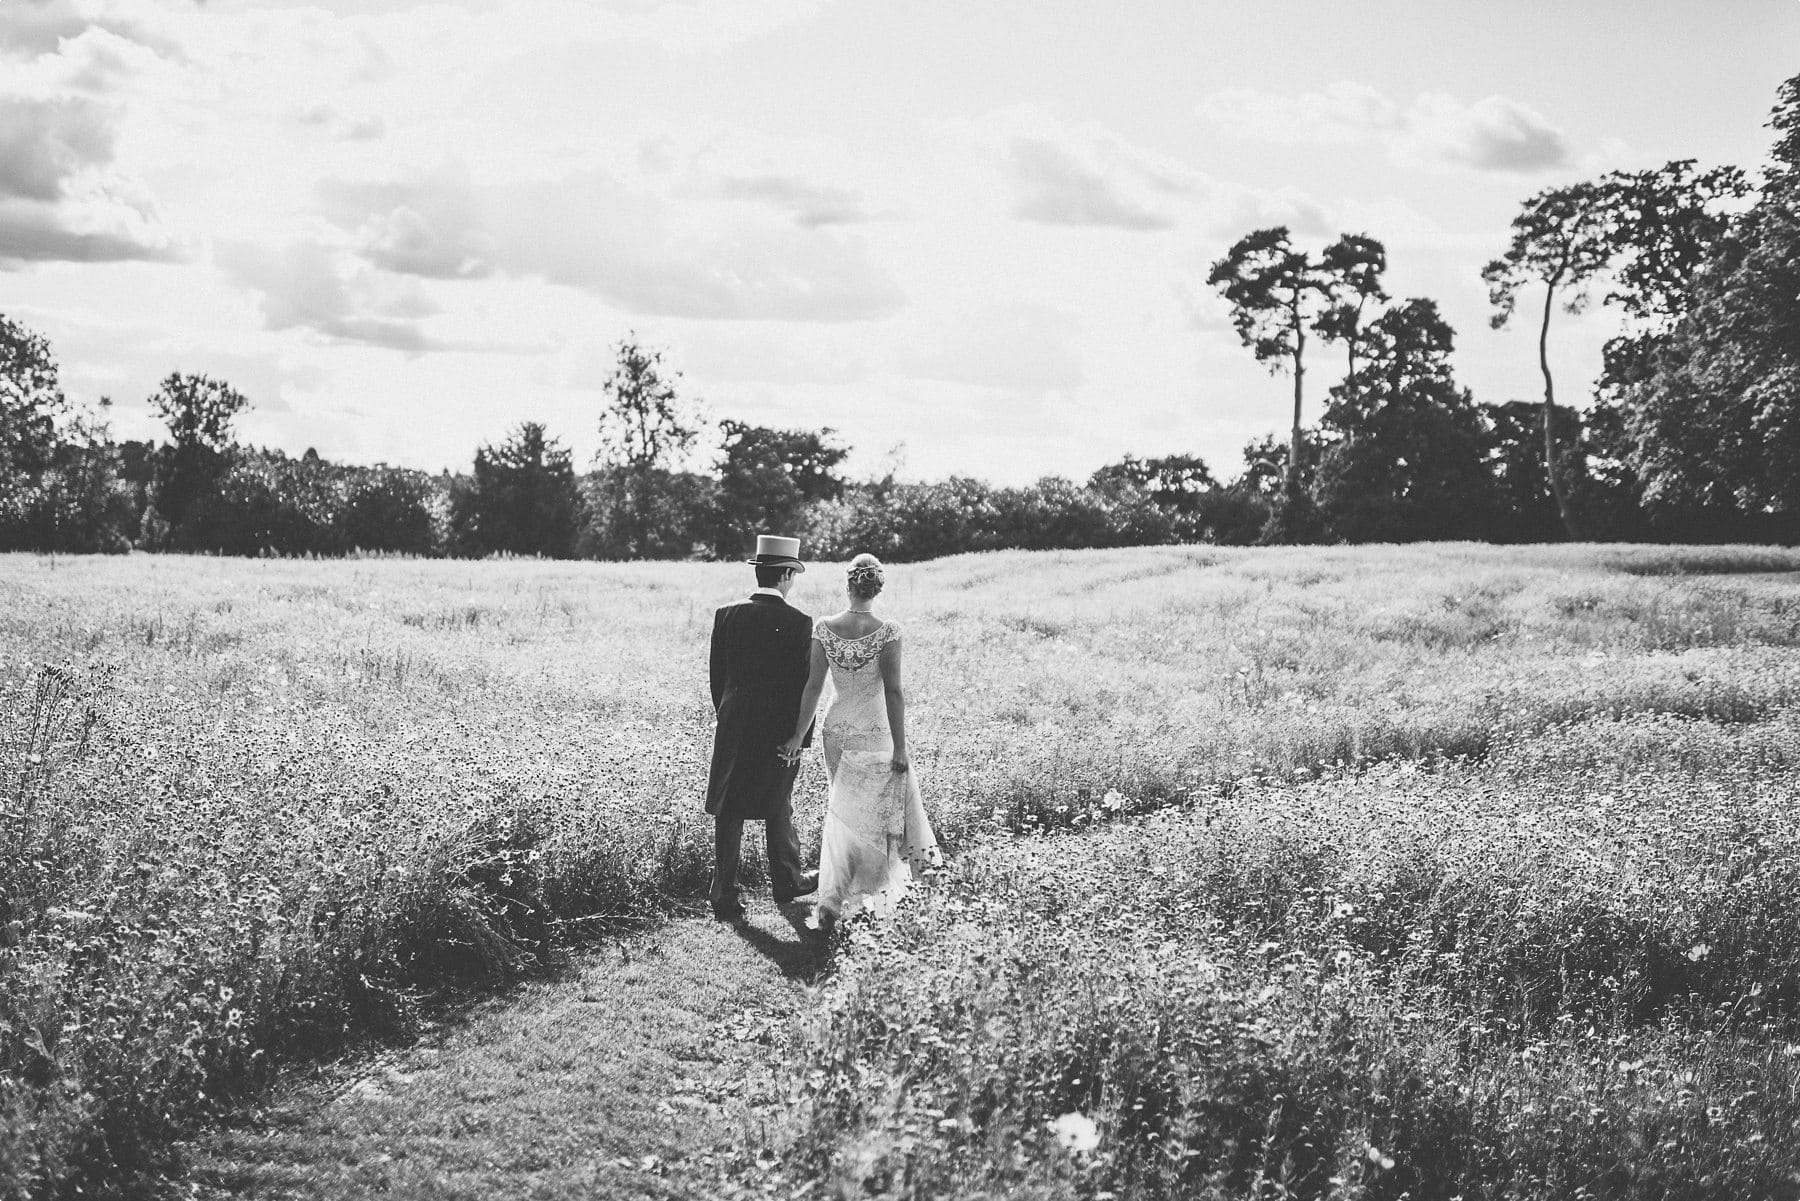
left=890, top=749, right=910, bottom=774
left=776, top=735, right=804, bottom=765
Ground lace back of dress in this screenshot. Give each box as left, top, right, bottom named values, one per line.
left=817, top=621, right=895, bottom=674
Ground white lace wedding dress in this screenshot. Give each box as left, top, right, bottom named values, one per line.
left=814, top=620, right=940, bottom=920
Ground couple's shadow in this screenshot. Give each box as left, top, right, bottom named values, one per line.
left=728, top=901, right=832, bottom=982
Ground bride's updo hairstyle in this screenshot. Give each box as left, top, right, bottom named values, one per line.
left=846, top=553, right=885, bottom=601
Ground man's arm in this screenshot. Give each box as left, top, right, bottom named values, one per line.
left=709, top=608, right=727, bottom=713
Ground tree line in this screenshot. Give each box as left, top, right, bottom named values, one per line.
left=3, top=73, right=1797, bottom=559
left=1205, top=71, right=1800, bottom=546
left=0, top=321, right=1264, bottom=560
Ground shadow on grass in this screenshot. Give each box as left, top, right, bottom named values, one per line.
left=726, top=902, right=830, bottom=982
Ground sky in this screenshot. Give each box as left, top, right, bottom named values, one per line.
left=1, top=0, right=1796, bottom=485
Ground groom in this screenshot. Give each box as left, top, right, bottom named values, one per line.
left=705, top=534, right=819, bottom=921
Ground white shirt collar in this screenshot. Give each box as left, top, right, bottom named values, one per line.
left=752, top=587, right=784, bottom=598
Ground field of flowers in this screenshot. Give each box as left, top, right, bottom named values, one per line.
left=3, top=543, right=1800, bottom=1198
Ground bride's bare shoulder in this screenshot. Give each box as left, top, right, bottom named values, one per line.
left=822, top=610, right=883, bottom=639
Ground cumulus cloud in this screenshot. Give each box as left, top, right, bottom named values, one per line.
left=958, top=107, right=1294, bottom=234
left=1197, top=83, right=1571, bottom=173
left=495, top=173, right=904, bottom=320
left=1401, top=93, right=1572, bottom=172
left=652, top=128, right=887, bottom=227
left=317, top=165, right=905, bottom=322
left=0, top=198, right=168, bottom=263
left=1006, top=138, right=1177, bottom=230
left=316, top=166, right=494, bottom=279
left=713, top=174, right=870, bottom=227
left=0, top=91, right=175, bottom=264
left=294, top=103, right=387, bottom=142
left=0, top=0, right=106, bottom=56
left=977, top=109, right=1210, bottom=230
left=1197, top=82, right=1400, bottom=145
left=218, top=239, right=437, bottom=352
left=56, top=27, right=165, bottom=92
left=0, top=0, right=183, bottom=63
left=0, top=95, right=113, bottom=200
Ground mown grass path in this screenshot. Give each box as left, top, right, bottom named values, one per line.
left=183, top=904, right=827, bottom=1201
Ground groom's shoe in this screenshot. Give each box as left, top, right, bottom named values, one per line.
left=774, top=872, right=820, bottom=904
left=710, top=898, right=747, bottom=921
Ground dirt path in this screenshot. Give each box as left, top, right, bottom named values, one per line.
left=183, top=904, right=827, bottom=1200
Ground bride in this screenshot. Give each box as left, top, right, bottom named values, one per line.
left=779, top=553, right=939, bottom=927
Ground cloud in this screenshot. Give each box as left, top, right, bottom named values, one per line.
left=0, top=92, right=175, bottom=264
left=1401, top=93, right=1571, bottom=173
left=652, top=127, right=887, bottom=227
left=316, top=166, right=495, bottom=279
left=0, top=0, right=107, bottom=56
left=895, top=303, right=1084, bottom=391
left=0, top=95, right=114, bottom=201
left=1197, top=83, right=1571, bottom=174
left=56, top=27, right=165, bottom=92
left=713, top=174, right=870, bottom=227
left=1176, top=280, right=1237, bottom=335
left=218, top=239, right=437, bottom=351
left=1005, top=138, right=1176, bottom=230
left=497, top=174, right=905, bottom=320
left=960, top=107, right=1261, bottom=233
left=1197, top=82, right=1400, bottom=145
left=983, top=110, right=1210, bottom=230
left=0, top=1, right=184, bottom=63
left=294, top=103, right=387, bottom=142
left=318, top=165, right=906, bottom=322
left=563, top=0, right=837, bottom=55
left=0, top=197, right=171, bottom=263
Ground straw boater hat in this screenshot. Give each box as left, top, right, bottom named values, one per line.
left=746, top=534, right=805, bottom=572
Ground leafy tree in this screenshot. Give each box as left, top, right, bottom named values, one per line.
left=595, top=336, right=702, bottom=558
left=1088, top=453, right=1217, bottom=512
left=182, top=447, right=343, bottom=556
left=1208, top=229, right=1387, bottom=540
left=150, top=372, right=249, bottom=453
left=1622, top=203, right=1800, bottom=517
left=1315, top=299, right=1499, bottom=542
left=47, top=398, right=135, bottom=553
left=1207, top=228, right=1326, bottom=505
left=337, top=466, right=442, bottom=555
left=992, top=477, right=1121, bottom=551
left=580, top=466, right=717, bottom=560
left=1603, top=160, right=1749, bottom=326
left=0, top=322, right=136, bottom=553
left=713, top=421, right=849, bottom=558
left=451, top=422, right=584, bottom=557
left=1482, top=181, right=1619, bottom=539
left=1615, top=73, right=1800, bottom=522
left=1237, top=430, right=1323, bottom=499
left=1313, top=234, right=1390, bottom=412
left=1770, top=71, right=1800, bottom=184
left=1087, top=453, right=1227, bottom=543
left=1480, top=400, right=1583, bottom=542
left=1589, top=161, right=1749, bottom=510
left=1192, top=486, right=1274, bottom=546
left=147, top=372, right=250, bottom=533
left=0, top=314, right=67, bottom=478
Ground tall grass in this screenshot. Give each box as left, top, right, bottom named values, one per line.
left=3, top=544, right=1800, bottom=1196
left=791, top=719, right=1800, bottom=1198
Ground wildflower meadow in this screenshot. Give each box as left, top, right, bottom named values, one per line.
left=4, top=543, right=1800, bottom=1198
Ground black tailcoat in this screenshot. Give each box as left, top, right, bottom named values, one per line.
left=706, top=593, right=813, bottom=820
